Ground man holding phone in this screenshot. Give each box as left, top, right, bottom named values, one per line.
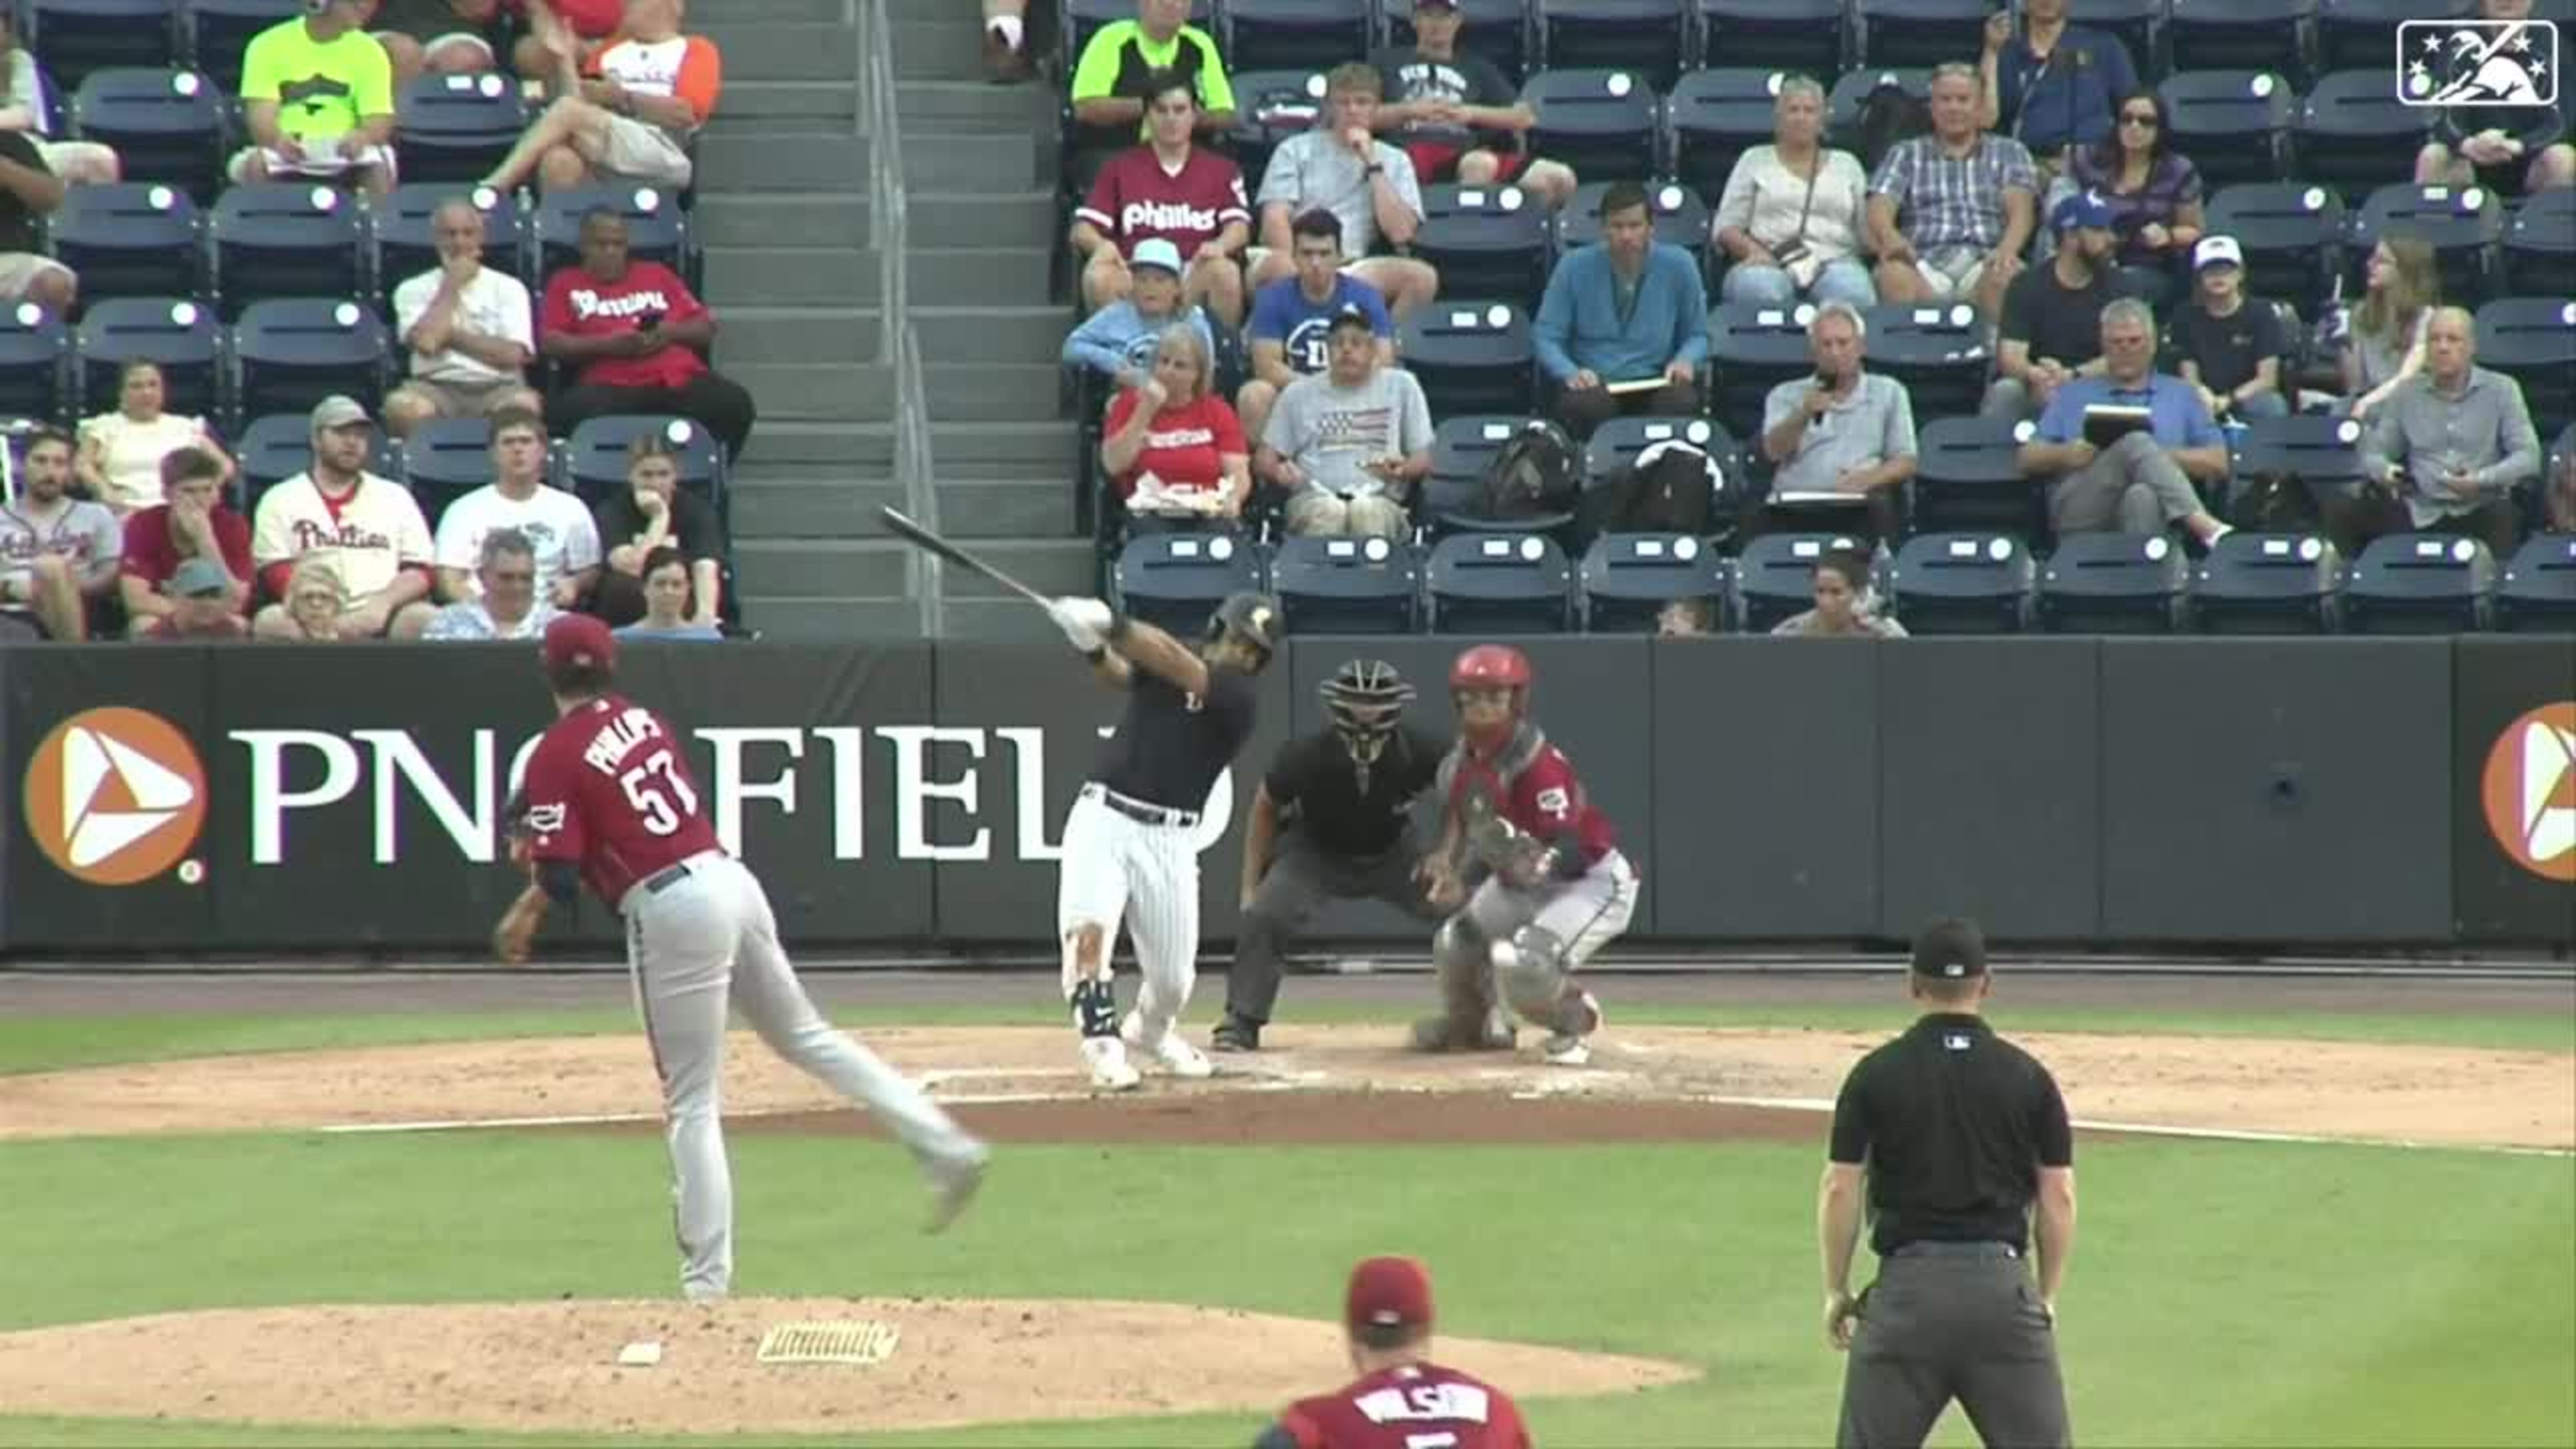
left=540, top=207, right=759, bottom=461
left=1255, top=305, right=1434, bottom=540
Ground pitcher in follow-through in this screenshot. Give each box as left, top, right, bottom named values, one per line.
left=1041, top=590, right=1279, bottom=1090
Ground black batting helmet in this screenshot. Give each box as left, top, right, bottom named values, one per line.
left=1207, top=591, right=1284, bottom=657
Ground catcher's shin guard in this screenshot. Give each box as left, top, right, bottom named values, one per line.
left=1492, top=925, right=1571, bottom=1021
left=1413, top=913, right=1501, bottom=1050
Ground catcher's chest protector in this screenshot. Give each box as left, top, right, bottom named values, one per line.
left=1437, top=723, right=1549, bottom=822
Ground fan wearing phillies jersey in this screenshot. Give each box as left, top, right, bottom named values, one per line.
left=1071, top=69, right=1252, bottom=325
left=495, top=614, right=988, bottom=1303
left=1255, top=1256, right=1530, bottom=1449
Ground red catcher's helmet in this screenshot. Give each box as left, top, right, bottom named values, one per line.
left=1449, top=644, right=1532, bottom=692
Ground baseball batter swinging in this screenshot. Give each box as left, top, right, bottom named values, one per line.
left=1044, top=590, right=1280, bottom=1090
left=494, top=615, right=990, bottom=1302
left=1414, top=644, right=1637, bottom=1066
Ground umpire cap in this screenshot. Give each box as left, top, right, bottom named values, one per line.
left=1207, top=590, right=1284, bottom=655
left=1910, top=915, right=1989, bottom=980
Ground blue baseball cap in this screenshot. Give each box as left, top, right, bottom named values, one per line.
left=2050, top=191, right=2115, bottom=235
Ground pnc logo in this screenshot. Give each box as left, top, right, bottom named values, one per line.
left=2480, top=702, right=2576, bottom=885
left=23, top=707, right=208, bottom=886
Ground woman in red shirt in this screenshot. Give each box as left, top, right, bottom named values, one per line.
left=1099, top=326, right=1251, bottom=526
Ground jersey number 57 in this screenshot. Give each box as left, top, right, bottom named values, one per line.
left=623, top=749, right=701, bottom=836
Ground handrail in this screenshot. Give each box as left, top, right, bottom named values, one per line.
left=857, top=0, right=943, bottom=637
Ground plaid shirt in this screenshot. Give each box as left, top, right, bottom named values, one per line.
left=1869, top=134, right=2038, bottom=254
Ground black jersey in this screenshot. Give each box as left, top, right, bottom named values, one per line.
left=1091, top=664, right=1259, bottom=810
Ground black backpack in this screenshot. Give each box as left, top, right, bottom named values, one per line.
left=1606, top=439, right=1723, bottom=535
left=1857, top=81, right=1932, bottom=172
left=1480, top=420, right=1582, bottom=520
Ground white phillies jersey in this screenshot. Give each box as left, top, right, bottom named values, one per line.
left=252, top=472, right=435, bottom=603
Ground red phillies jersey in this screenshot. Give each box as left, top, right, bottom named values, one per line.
left=541, top=261, right=711, bottom=392
left=519, top=695, right=724, bottom=907
left=1275, top=1363, right=1530, bottom=1449
left=1075, top=144, right=1250, bottom=257
left=1446, top=726, right=1617, bottom=866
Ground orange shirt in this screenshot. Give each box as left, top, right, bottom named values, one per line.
left=586, top=33, right=721, bottom=129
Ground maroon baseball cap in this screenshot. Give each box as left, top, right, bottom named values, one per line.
left=1345, top=1256, right=1434, bottom=1333
left=542, top=612, right=618, bottom=673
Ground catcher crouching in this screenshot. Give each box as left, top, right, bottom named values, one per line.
left=1413, top=644, right=1639, bottom=1066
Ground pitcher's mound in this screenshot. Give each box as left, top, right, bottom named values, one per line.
left=0, top=1297, right=1696, bottom=1437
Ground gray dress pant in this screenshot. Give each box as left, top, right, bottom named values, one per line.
left=1836, top=1245, right=2071, bottom=1449
left=1225, top=827, right=1439, bottom=1026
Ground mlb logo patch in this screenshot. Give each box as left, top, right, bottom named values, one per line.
left=2398, top=19, right=2560, bottom=107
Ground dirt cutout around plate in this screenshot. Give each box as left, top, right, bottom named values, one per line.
left=0, top=1298, right=1695, bottom=1437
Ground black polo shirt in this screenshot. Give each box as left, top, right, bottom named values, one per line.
left=1999, top=261, right=2120, bottom=372
left=1093, top=664, right=1258, bottom=811
left=1264, top=722, right=1447, bottom=858
left=1828, top=1013, right=2073, bottom=1256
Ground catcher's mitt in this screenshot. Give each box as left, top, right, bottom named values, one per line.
left=1464, top=810, right=1558, bottom=889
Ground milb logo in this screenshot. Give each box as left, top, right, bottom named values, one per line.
left=2481, top=702, right=2576, bottom=885
left=22, top=707, right=208, bottom=887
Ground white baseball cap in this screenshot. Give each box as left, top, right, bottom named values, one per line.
left=2193, top=235, right=2245, bottom=272
left=1129, top=238, right=1185, bottom=276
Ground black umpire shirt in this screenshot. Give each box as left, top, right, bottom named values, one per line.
left=1094, top=665, right=1259, bottom=811
left=1828, top=1014, right=2074, bottom=1256
left=1265, top=723, right=1448, bottom=858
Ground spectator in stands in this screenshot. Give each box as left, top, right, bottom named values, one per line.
left=139, top=557, right=252, bottom=641
left=1867, top=64, right=2037, bottom=319
left=1256, top=305, right=1433, bottom=540
left=0, top=428, right=117, bottom=642
left=2017, top=298, right=2234, bottom=546
left=1372, top=0, right=1577, bottom=210
left=2172, top=237, right=2291, bottom=425
left=2332, top=307, right=2537, bottom=559
left=483, top=0, right=718, bottom=195
left=1755, top=303, right=1916, bottom=546
left=75, top=362, right=234, bottom=517
left=0, top=128, right=72, bottom=314
left=542, top=208, right=759, bottom=460
left=593, top=434, right=722, bottom=628
left=0, top=12, right=119, bottom=184
left=1103, top=324, right=1250, bottom=525
left=431, top=406, right=601, bottom=609
left=1249, top=65, right=1439, bottom=319
left=266, top=556, right=350, bottom=642
left=1977, top=0, right=2137, bottom=174
left=424, top=526, right=563, bottom=638
left=1533, top=180, right=1707, bottom=440
left=2414, top=0, right=2575, bottom=197
left=1657, top=597, right=1715, bottom=636
left=1771, top=548, right=1906, bottom=637
left=1236, top=210, right=1394, bottom=448
left=385, top=201, right=544, bottom=437
left=617, top=545, right=722, bottom=639
left=1062, top=238, right=1218, bottom=403
left=2060, top=89, right=2201, bottom=292
left=2552, top=442, right=2576, bottom=534
left=981, top=0, right=1033, bottom=81
left=372, top=0, right=502, bottom=85
left=2341, top=238, right=2438, bottom=422
left=250, top=396, right=439, bottom=640
left=1067, top=0, right=1235, bottom=185
left=1714, top=75, right=1875, bottom=309
left=1983, top=192, right=2121, bottom=422
left=1071, top=73, right=1250, bottom=325
left=233, top=0, right=399, bottom=200
left=506, top=0, right=624, bottom=95
left=120, top=447, right=254, bottom=638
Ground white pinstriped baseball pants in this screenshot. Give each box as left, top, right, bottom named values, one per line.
left=1056, top=789, right=1201, bottom=1044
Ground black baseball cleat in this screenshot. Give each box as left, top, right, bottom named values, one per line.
left=1211, top=1015, right=1261, bottom=1051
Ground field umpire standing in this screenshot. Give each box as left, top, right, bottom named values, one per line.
left=1819, top=916, right=2078, bottom=1449
left=1214, top=659, right=1449, bottom=1052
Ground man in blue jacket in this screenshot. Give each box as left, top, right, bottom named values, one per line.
left=1533, top=181, right=1709, bottom=441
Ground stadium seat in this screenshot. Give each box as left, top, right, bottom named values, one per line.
left=68, top=66, right=225, bottom=202
left=536, top=184, right=697, bottom=294
left=45, top=182, right=205, bottom=312
left=1414, top=184, right=1554, bottom=308
left=559, top=415, right=726, bottom=513
left=2167, top=0, right=2318, bottom=87
left=1665, top=69, right=1791, bottom=205
left=230, top=409, right=402, bottom=514
left=1426, top=530, right=1576, bottom=632
left=1706, top=301, right=1812, bottom=441
left=2080, top=0, right=2161, bottom=79
left=2204, top=182, right=2346, bottom=318
left=1554, top=180, right=1710, bottom=271
left=2036, top=532, right=2190, bottom=633
left=1111, top=530, right=1266, bottom=638
left=2230, top=411, right=2370, bottom=517
left=25, top=0, right=180, bottom=91
left=1521, top=68, right=1663, bottom=185
left=1731, top=529, right=1874, bottom=632
left=2159, top=71, right=2296, bottom=192
left=2495, top=534, right=2576, bottom=634
left=395, top=73, right=532, bottom=187
left=2473, top=298, right=2576, bottom=443
left=229, top=298, right=392, bottom=434
left=1421, top=414, right=1554, bottom=532
left=2318, top=0, right=2457, bottom=75
left=1580, top=530, right=1730, bottom=631
left=1862, top=300, right=1991, bottom=424
left=0, top=303, right=73, bottom=426
left=2189, top=531, right=2343, bottom=633
left=209, top=183, right=368, bottom=321
left=1690, top=0, right=1842, bottom=79
left=1399, top=299, right=1537, bottom=418
left=1221, top=0, right=1369, bottom=73
left=372, top=184, right=527, bottom=318
left=1270, top=532, right=1423, bottom=633
left=74, top=296, right=220, bottom=421
left=1887, top=531, right=2035, bottom=634
left=1853, top=0, right=1983, bottom=68
left=1911, top=416, right=2044, bottom=538
left=2349, top=182, right=2503, bottom=308
left=2503, top=189, right=2576, bottom=300
left=395, top=415, right=496, bottom=525
left=2342, top=533, right=2497, bottom=634
left=1582, top=414, right=1738, bottom=535
left=179, top=0, right=298, bottom=94
left=1825, top=67, right=1929, bottom=156
left=1535, top=0, right=1689, bottom=93
left=2293, top=70, right=2432, bottom=201
left=1382, top=0, right=1530, bottom=84
left=1217, top=68, right=1329, bottom=193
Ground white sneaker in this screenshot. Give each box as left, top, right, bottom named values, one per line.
left=1540, top=1034, right=1592, bottom=1067
left=923, top=1143, right=988, bottom=1234
left=1122, top=1009, right=1214, bottom=1079
left=1081, top=1036, right=1142, bottom=1091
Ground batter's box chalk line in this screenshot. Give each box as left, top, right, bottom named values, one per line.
left=756, top=1320, right=902, bottom=1367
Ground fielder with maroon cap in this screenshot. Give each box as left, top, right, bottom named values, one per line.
left=1256, top=1256, right=1531, bottom=1449
left=495, top=614, right=990, bottom=1302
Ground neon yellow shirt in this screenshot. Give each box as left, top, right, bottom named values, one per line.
left=1069, top=19, right=1234, bottom=115
left=239, top=17, right=394, bottom=141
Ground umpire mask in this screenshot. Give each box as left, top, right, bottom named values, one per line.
left=1323, top=658, right=1414, bottom=791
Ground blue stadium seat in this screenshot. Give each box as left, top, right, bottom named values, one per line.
left=1422, top=414, right=1551, bottom=531
left=1862, top=300, right=1991, bottom=424
left=2159, top=72, right=2296, bottom=192
left=2505, top=189, right=2576, bottom=300
left=229, top=298, right=391, bottom=434
left=395, top=415, right=496, bottom=525
left=1521, top=68, right=1662, bottom=184
left=231, top=409, right=400, bottom=514
left=2167, top=0, right=2318, bottom=88
left=1553, top=180, right=1710, bottom=271
left=1706, top=301, right=1811, bottom=441
left=75, top=296, right=219, bottom=421
left=2496, top=534, right=2576, bottom=634
left=1535, top=0, right=1688, bottom=93
left=1911, top=416, right=2043, bottom=538
left=1826, top=66, right=1929, bottom=155
left=2231, top=411, right=2370, bottom=515
left=395, top=73, right=532, bottom=188
left=2342, top=533, right=2497, bottom=634
left=1690, top=0, right=1842, bottom=80
left=44, top=182, right=204, bottom=310
left=180, top=0, right=299, bottom=94
left=1853, top=0, right=1982, bottom=68
left=2081, top=0, right=2162, bottom=81
left=2204, top=182, right=2346, bottom=318
left=2474, top=298, right=2576, bottom=443
left=1665, top=69, right=1790, bottom=205
left=1731, top=529, right=1874, bottom=632
left=1111, top=530, right=1266, bottom=637
left=1399, top=299, right=1537, bottom=417
left=2349, top=182, right=2503, bottom=308
left=209, top=182, right=367, bottom=320
left=0, top=303, right=73, bottom=426
left=68, top=66, right=225, bottom=202
left=1270, top=532, right=1423, bottom=633
left=1414, top=184, right=1554, bottom=308
left=2036, top=532, right=2190, bottom=633
left=1581, top=530, right=1730, bottom=630
left=535, top=183, right=697, bottom=294
left=560, top=414, right=726, bottom=513
left=1222, top=0, right=1369, bottom=73
left=372, top=184, right=527, bottom=317
left=1218, top=69, right=1329, bottom=193
left=2189, top=531, right=2343, bottom=633
left=1887, top=531, right=2034, bottom=634
left=1583, top=414, right=1738, bottom=534
left=2319, top=0, right=2463, bottom=76
left=25, top=0, right=180, bottom=91
left=2293, top=70, right=2433, bottom=201
left=1381, top=0, right=1530, bottom=85
left=1427, top=530, right=1576, bottom=632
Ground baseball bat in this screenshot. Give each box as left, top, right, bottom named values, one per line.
left=878, top=506, right=1056, bottom=610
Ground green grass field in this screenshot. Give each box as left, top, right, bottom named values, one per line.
left=7, top=996, right=2573, bottom=1448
